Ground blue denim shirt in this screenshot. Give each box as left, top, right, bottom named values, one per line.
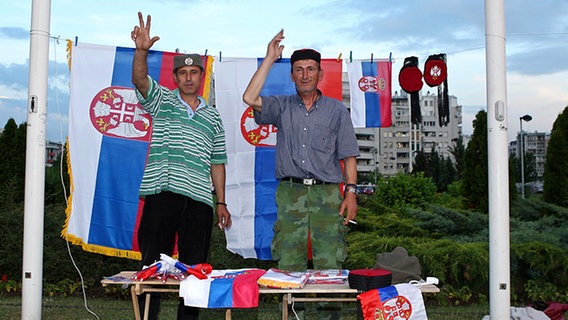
left=254, top=92, right=359, bottom=183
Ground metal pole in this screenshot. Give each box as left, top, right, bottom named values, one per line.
left=377, top=127, right=381, bottom=184
left=520, top=118, right=525, bottom=199
left=22, top=0, right=51, bottom=318
left=519, top=114, right=532, bottom=199
left=485, top=0, right=511, bottom=318
left=408, top=94, right=413, bottom=173
left=409, top=123, right=413, bottom=172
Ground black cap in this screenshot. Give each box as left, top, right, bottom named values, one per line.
left=290, top=49, right=321, bottom=64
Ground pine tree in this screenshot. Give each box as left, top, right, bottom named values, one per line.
left=412, top=150, right=427, bottom=174
left=449, top=134, right=465, bottom=179
left=462, top=110, right=488, bottom=212
left=543, top=106, right=568, bottom=206
left=0, top=119, right=27, bottom=208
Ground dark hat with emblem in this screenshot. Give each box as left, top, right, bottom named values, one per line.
left=423, top=54, right=447, bottom=87
left=291, top=48, right=321, bottom=64
left=173, top=53, right=204, bottom=72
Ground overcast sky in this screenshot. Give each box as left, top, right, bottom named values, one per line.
left=1, top=0, right=567, bottom=142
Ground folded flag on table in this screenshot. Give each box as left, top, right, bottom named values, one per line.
left=62, top=41, right=213, bottom=259
left=214, top=57, right=343, bottom=260
left=257, top=268, right=310, bottom=289
left=357, top=283, right=428, bottom=320
left=306, top=269, right=349, bottom=284
left=179, top=269, right=266, bottom=309
left=348, top=59, right=392, bottom=128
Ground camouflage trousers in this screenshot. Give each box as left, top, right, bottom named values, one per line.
left=271, top=180, right=349, bottom=271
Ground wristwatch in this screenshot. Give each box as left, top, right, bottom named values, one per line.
left=345, top=185, right=357, bottom=194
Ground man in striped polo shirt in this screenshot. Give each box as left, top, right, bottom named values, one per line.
left=131, top=12, right=231, bottom=320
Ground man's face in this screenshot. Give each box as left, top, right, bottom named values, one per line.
left=291, top=59, right=323, bottom=95
left=173, top=65, right=203, bottom=96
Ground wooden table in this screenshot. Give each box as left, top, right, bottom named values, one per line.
left=102, top=271, right=187, bottom=320
left=101, top=271, right=439, bottom=320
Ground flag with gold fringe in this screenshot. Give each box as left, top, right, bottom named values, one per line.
left=62, top=41, right=213, bottom=259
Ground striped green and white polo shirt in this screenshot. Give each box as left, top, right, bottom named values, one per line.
left=135, top=77, right=227, bottom=207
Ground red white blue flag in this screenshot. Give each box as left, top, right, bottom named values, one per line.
left=214, top=57, right=343, bottom=260
left=357, top=283, right=428, bottom=320
left=63, top=42, right=213, bottom=259
left=348, top=59, right=392, bottom=127
left=180, top=269, right=266, bottom=308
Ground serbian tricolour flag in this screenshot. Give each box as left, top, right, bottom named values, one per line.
left=180, top=269, right=266, bottom=308
left=348, top=59, right=392, bottom=127
left=357, top=283, right=428, bottom=320
left=214, top=57, right=343, bottom=260
left=62, top=42, right=213, bottom=259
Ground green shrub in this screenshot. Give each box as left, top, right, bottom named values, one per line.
left=511, top=197, right=568, bottom=221
left=354, top=207, right=427, bottom=238
left=524, top=280, right=568, bottom=304
left=366, top=172, right=437, bottom=211
left=0, top=276, right=18, bottom=294
left=511, top=242, right=568, bottom=301
left=409, top=205, right=487, bottom=237
left=435, top=180, right=467, bottom=210
left=0, top=204, right=24, bottom=282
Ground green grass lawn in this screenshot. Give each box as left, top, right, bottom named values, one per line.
left=1, top=295, right=489, bottom=319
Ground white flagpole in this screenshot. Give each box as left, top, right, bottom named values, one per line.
left=22, top=0, right=52, bottom=318
left=485, top=0, right=511, bottom=319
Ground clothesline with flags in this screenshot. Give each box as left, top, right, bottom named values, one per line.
left=62, top=41, right=396, bottom=260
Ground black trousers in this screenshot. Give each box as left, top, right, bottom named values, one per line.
left=137, top=191, right=214, bottom=320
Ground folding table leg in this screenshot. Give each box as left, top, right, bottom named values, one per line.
left=282, top=294, right=289, bottom=320
left=131, top=286, right=141, bottom=320
left=143, top=294, right=151, bottom=320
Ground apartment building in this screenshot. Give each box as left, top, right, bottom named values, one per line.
left=509, top=131, right=549, bottom=179
left=344, top=85, right=463, bottom=176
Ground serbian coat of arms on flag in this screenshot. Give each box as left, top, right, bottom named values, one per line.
left=348, top=59, right=392, bottom=128
left=63, top=41, right=213, bottom=259
left=214, top=56, right=344, bottom=260
left=357, top=283, right=428, bottom=320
